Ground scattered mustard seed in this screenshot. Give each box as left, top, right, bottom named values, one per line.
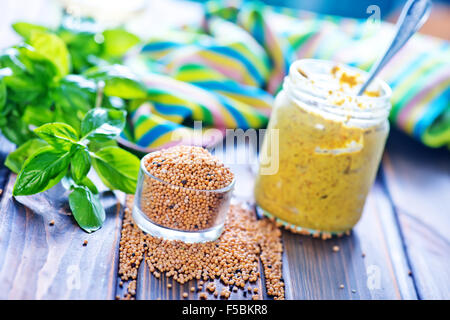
left=332, top=245, right=340, bottom=252
left=82, top=240, right=88, bottom=246
left=118, top=196, right=285, bottom=300
left=49, top=220, right=55, bottom=226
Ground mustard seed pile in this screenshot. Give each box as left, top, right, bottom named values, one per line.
left=118, top=196, right=285, bottom=300
left=139, top=146, right=234, bottom=231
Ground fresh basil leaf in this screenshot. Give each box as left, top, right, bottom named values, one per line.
left=70, top=148, right=91, bottom=183
left=0, top=112, right=34, bottom=146
left=87, top=139, right=117, bottom=152
left=102, top=29, right=139, bottom=58
left=0, top=48, right=49, bottom=102
left=13, top=146, right=71, bottom=196
left=69, top=185, right=105, bottom=233
left=5, top=138, right=48, bottom=173
left=61, top=174, right=75, bottom=190
left=84, top=65, right=147, bottom=99
left=0, top=48, right=26, bottom=74
left=57, top=27, right=101, bottom=73
left=0, top=75, right=6, bottom=111
left=28, top=31, right=70, bottom=77
left=51, top=75, right=96, bottom=115
left=12, top=22, right=48, bottom=40
left=22, top=97, right=54, bottom=127
left=81, top=108, right=125, bottom=141
left=62, top=173, right=98, bottom=194
left=102, top=96, right=125, bottom=110
left=53, top=104, right=84, bottom=133
left=79, top=176, right=98, bottom=194
left=91, top=146, right=139, bottom=194
left=16, top=45, right=58, bottom=85
left=34, top=122, right=78, bottom=150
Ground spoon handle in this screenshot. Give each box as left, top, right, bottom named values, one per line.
left=358, top=0, right=432, bottom=95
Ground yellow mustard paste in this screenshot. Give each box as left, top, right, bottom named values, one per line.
left=254, top=61, right=390, bottom=233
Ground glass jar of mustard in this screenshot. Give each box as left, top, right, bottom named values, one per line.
left=254, top=59, right=392, bottom=235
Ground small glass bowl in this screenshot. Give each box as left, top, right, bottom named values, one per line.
left=132, top=153, right=235, bottom=243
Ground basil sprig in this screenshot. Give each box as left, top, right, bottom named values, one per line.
left=0, top=21, right=146, bottom=232
left=12, top=108, right=140, bottom=233
left=0, top=22, right=146, bottom=146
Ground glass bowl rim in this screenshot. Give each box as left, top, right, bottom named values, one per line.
left=139, top=153, right=236, bottom=193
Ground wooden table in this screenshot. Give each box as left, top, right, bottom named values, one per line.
left=0, top=127, right=448, bottom=300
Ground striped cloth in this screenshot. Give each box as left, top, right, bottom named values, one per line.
left=123, top=0, right=450, bottom=150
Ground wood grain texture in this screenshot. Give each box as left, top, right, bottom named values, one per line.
left=382, top=130, right=450, bottom=299
left=0, top=168, right=124, bottom=299
left=260, top=177, right=416, bottom=300
left=132, top=158, right=268, bottom=300
left=135, top=256, right=265, bottom=300
left=2, top=133, right=445, bottom=300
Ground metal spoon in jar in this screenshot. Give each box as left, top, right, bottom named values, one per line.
left=357, top=0, right=432, bottom=96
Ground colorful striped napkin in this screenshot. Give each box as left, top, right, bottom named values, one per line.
left=123, top=0, right=449, bottom=150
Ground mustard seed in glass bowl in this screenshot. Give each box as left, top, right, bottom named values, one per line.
left=132, top=145, right=235, bottom=243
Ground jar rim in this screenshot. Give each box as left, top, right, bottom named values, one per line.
left=140, top=153, right=236, bottom=193
left=285, top=59, right=392, bottom=122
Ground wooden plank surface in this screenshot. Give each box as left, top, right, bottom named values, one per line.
left=2, top=130, right=449, bottom=300
left=282, top=178, right=417, bottom=300
left=0, top=137, right=124, bottom=299
left=0, top=0, right=448, bottom=302
left=382, top=129, right=450, bottom=300
left=0, top=135, right=423, bottom=300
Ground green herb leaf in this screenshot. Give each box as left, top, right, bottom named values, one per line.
left=5, top=138, right=48, bottom=173
left=0, top=73, right=6, bottom=111
left=79, top=176, right=98, bottom=194
left=84, top=65, right=147, bottom=99
left=57, top=26, right=102, bottom=73
left=28, top=31, right=70, bottom=77
left=53, top=104, right=84, bottom=134
left=34, top=122, right=79, bottom=151
left=81, top=108, right=125, bottom=141
left=0, top=47, right=52, bottom=102
left=69, top=185, right=105, bottom=233
left=70, top=148, right=91, bottom=183
left=102, top=29, right=140, bottom=58
left=16, top=45, right=58, bottom=84
left=61, top=174, right=98, bottom=194
left=0, top=112, right=35, bottom=146
left=91, top=146, right=139, bottom=194
left=13, top=146, right=71, bottom=196
left=87, top=139, right=118, bottom=152
left=22, top=96, right=55, bottom=127
left=12, top=22, right=48, bottom=40
left=51, top=75, right=96, bottom=114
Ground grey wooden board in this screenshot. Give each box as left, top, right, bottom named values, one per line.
left=0, top=135, right=124, bottom=299
left=382, top=130, right=450, bottom=299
